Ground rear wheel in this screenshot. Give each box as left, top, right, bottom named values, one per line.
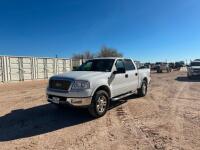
left=137, top=80, right=148, bottom=97
left=88, top=90, right=109, bottom=118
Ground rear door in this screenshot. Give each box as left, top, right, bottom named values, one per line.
left=124, top=59, right=138, bottom=92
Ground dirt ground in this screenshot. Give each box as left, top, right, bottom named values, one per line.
left=0, top=71, right=199, bottom=150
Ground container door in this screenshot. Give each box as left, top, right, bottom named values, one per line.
left=37, top=58, right=45, bottom=79
left=57, top=59, right=64, bottom=74
left=9, top=57, right=20, bottom=81
left=22, top=57, right=32, bottom=80
left=64, top=59, right=71, bottom=72
left=46, top=58, right=54, bottom=78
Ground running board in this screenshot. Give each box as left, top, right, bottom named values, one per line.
left=111, top=92, right=135, bottom=101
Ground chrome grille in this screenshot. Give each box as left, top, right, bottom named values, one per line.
left=49, top=79, right=71, bottom=91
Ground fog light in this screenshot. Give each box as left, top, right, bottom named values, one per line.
left=70, top=98, right=82, bottom=104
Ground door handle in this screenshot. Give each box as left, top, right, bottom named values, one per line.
left=135, top=73, right=138, bottom=76
left=125, top=74, right=128, bottom=78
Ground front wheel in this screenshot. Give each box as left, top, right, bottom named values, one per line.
left=137, top=80, right=148, bottom=97
left=88, top=90, right=109, bottom=118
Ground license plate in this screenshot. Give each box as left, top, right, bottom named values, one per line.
left=51, top=97, right=60, bottom=104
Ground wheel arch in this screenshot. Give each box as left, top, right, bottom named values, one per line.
left=140, top=77, right=148, bottom=88
left=143, top=77, right=148, bottom=83
left=92, top=85, right=111, bottom=98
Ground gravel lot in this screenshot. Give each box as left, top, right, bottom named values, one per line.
left=0, top=71, right=199, bottom=150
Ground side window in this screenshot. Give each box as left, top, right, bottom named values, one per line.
left=115, top=59, right=125, bottom=69
left=124, top=59, right=135, bottom=70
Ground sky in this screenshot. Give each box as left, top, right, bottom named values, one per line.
left=0, top=0, right=200, bottom=62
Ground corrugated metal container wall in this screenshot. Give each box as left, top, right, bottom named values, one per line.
left=0, top=57, right=3, bottom=82
left=37, top=58, right=46, bottom=79
left=0, top=56, right=82, bottom=83
left=21, top=57, right=33, bottom=80
left=9, top=57, right=21, bottom=81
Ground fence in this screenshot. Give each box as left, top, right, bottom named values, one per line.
left=0, top=56, right=82, bottom=83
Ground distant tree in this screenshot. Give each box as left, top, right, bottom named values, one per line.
left=72, top=46, right=123, bottom=59
left=97, top=46, right=123, bottom=57
left=72, top=51, right=94, bottom=59
left=84, top=51, right=95, bottom=59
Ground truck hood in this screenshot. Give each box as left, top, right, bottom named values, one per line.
left=52, top=71, right=111, bottom=81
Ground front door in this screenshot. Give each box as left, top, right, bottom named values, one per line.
left=110, top=59, right=128, bottom=97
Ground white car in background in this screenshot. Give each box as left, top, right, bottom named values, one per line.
left=47, top=58, right=151, bottom=117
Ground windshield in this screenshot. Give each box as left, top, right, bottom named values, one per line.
left=191, top=62, right=200, bottom=66
left=76, top=59, right=115, bottom=72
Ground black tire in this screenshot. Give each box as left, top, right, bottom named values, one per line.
left=137, top=80, right=148, bottom=97
left=88, top=90, right=109, bottom=118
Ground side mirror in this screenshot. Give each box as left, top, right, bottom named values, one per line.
left=113, top=68, right=126, bottom=74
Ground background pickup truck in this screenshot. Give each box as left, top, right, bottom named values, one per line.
left=47, top=58, right=151, bottom=117
left=155, top=62, right=172, bottom=73
left=187, top=60, right=200, bottom=79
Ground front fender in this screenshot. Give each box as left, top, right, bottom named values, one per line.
left=90, top=79, right=110, bottom=97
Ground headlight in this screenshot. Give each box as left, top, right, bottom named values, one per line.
left=71, top=80, right=90, bottom=90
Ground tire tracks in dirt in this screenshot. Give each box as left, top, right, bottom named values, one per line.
left=115, top=104, right=155, bottom=149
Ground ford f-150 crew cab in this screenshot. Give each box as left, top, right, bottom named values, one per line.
left=187, top=60, right=200, bottom=79
left=47, top=58, right=151, bottom=117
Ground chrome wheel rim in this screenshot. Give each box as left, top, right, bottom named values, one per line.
left=96, top=95, right=107, bottom=113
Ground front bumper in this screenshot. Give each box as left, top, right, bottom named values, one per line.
left=46, top=88, right=92, bottom=107
left=48, top=96, right=92, bottom=107
left=47, top=95, right=92, bottom=107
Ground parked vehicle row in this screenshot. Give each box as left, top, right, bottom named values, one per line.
left=155, top=62, right=172, bottom=73
left=144, top=61, right=186, bottom=73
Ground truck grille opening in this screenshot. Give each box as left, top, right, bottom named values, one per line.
left=49, top=79, right=71, bottom=91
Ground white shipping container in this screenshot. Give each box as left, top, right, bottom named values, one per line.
left=0, top=55, right=80, bottom=83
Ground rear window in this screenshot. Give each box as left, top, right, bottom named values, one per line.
left=124, top=59, right=135, bottom=70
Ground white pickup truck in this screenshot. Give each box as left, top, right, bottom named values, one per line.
left=47, top=58, right=151, bottom=117
left=187, top=60, right=200, bottom=79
